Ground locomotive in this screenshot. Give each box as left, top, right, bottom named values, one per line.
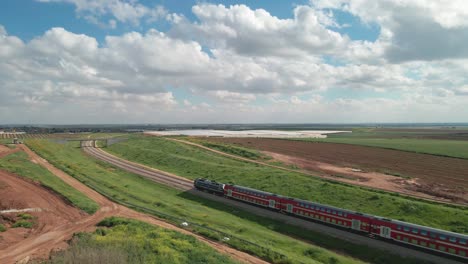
left=194, top=178, right=468, bottom=260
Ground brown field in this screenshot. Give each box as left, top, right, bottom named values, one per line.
left=203, top=138, right=468, bottom=204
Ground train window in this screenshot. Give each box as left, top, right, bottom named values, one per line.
left=321, top=208, right=325, bottom=212
left=403, top=227, right=410, bottom=232
left=412, top=229, right=418, bottom=234
left=439, top=235, right=447, bottom=240
left=326, top=209, right=331, bottom=213
left=397, top=225, right=402, bottom=230
left=420, top=230, right=427, bottom=236
left=430, top=232, right=437, bottom=238
left=332, top=210, right=336, bottom=215
left=449, top=237, right=457, bottom=243
left=460, top=251, right=466, bottom=257
left=337, top=212, right=342, bottom=216
left=449, top=248, right=456, bottom=254
left=438, top=245, right=446, bottom=252
left=460, top=239, right=467, bottom=245
left=343, top=213, right=347, bottom=217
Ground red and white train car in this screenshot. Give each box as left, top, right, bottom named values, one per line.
left=223, top=183, right=468, bottom=259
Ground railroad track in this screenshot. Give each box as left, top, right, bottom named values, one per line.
left=82, top=140, right=193, bottom=190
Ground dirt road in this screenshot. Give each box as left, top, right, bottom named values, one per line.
left=0, top=145, right=267, bottom=264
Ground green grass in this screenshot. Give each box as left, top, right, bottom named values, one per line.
left=24, top=139, right=436, bottom=264
left=17, top=213, right=33, bottom=220
left=0, top=151, right=99, bottom=214
left=0, top=224, right=6, bottom=232
left=190, top=139, right=268, bottom=160
left=45, top=217, right=240, bottom=264
left=294, top=137, right=468, bottom=159
left=12, top=220, right=33, bottom=228
left=105, top=136, right=468, bottom=234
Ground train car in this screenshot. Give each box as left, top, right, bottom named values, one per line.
left=193, top=178, right=225, bottom=195
left=373, top=218, right=468, bottom=258
left=194, top=179, right=468, bottom=260
left=279, top=197, right=372, bottom=233
left=223, top=184, right=283, bottom=210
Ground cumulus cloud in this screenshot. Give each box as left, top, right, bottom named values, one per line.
left=169, top=4, right=349, bottom=58
left=3, top=1, right=468, bottom=123
left=37, top=0, right=167, bottom=26
left=313, top=0, right=468, bottom=62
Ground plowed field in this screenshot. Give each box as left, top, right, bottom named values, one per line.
left=203, top=138, right=468, bottom=204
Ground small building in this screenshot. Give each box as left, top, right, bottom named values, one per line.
left=13, top=138, right=19, bottom=144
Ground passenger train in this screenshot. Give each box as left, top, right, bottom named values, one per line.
left=194, top=178, right=468, bottom=260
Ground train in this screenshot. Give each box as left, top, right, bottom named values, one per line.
left=194, top=178, right=468, bottom=260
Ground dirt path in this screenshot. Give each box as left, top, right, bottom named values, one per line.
left=0, top=145, right=20, bottom=158
left=169, top=138, right=465, bottom=205
left=0, top=145, right=267, bottom=264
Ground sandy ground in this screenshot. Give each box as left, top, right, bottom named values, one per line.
left=0, top=145, right=267, bottom=264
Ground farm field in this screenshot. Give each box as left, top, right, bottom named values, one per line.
left=329, top=128, right=468, bottom=140
left=0, top=150, right=99, bottom=214
left=26, top=139, right=370, bottom=264
left=300, top=137, right=468, bottom=160
left=202, top=137, right=468, bottom=204
left=47, top=217, right=240, bottom=264
left=105, top=135, right=468, bottom=234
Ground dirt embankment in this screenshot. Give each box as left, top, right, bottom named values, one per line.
left=202, top=138, right=468, bottom=205
left=0, top=145, right=267, bottom=264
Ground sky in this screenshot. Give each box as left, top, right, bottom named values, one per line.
left=1, top=0, right=468, bottom=124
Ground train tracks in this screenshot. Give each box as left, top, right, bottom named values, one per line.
left=81, top=140, right=463, bottom=264
left=82, top=140, right=193, bottom=190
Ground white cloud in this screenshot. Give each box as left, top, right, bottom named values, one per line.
left=313, top=0, right=468, bottom=62
left=37, top=0, right=167, bottom=26
left=169, top=4, right=349, bottom=58
left=211, top=90, right=256, bottom=104
left=3, top=1, right=468, bottom=123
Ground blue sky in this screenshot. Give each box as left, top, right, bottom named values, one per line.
left=0, top=0, right=467, bottom=124
left=0, top=0, right=379, bottom=42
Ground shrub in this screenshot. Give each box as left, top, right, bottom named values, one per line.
left=18, top=213, right=33, bottom=220
left=0, top=224, right=6, bottom=232
left=12, top=220, right=33, bottom=228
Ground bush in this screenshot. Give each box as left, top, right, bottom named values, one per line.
left=12, top=220, right=33, bottom=228
left=18, top=213, right=33, bottom=220
left=0, top=224, right=6, bottom=232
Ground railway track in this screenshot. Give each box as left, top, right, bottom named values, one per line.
left=82, top=140, right=193, bottom=190
left=81, top=140, right=464, bottom=264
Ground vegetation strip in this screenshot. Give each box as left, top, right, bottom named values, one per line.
left=45, top=217, right=241, bottom=264
left=0, top=151, right=99, bottom=214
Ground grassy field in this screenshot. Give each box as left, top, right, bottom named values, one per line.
left=25, top=139, right=436, bottom=264
left=105, top=136, right=468, bottom=234
left=0, top=151, right=99, bottom=214
left=296, top=137, right=468, bottom=159
left=45, top=217, right=240, bottom=264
